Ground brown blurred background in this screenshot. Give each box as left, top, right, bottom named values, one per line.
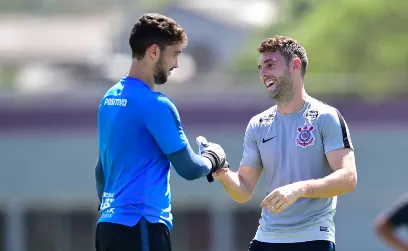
left=0, top=0, right=407, bottom=250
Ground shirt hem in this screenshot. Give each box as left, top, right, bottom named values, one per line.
left=254, top=230, right=335, bottom=244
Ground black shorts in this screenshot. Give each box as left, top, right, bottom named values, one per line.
left=95, top=217, right=171, bottom=251
left=248, top=239, right=335, bottom=251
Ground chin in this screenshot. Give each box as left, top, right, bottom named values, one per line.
left=268, top=91, right=279, bottom=100
left=154, top=76, right=168, bottom=85
left=155, top=81, right=167, bottom=85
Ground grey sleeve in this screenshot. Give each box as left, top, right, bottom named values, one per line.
left=239, top=119, right=263, bottom=168
left=320, top=108, right=354, bottom=153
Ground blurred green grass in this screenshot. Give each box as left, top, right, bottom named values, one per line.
left=1, top=0, right=406, bottom=100
left=0, top=67, right=19, bottom=87
left=235, top=0, right=408, bottom=99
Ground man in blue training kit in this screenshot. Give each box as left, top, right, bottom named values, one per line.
left=94, top=13, right=227, bottom=251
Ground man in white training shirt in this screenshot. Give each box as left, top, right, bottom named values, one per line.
left=205, top=35, right=357, bottom=251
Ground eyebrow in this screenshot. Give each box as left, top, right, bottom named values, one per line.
left=257, top=59, right=275, bottom=69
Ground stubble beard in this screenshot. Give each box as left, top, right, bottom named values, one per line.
left=154, top=56, right=168, bottom=85
left=269, top=71, right=294, bottom=106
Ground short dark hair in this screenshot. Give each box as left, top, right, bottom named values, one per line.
left=258, top=35, right=308, bottom=77
left=129, top=13, right=188, bottom=59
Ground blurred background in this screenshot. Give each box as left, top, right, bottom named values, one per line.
left=0, top=0, right=407, bottom=250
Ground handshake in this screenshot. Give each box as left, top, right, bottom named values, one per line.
left=196, top=136, right=230, bottom=182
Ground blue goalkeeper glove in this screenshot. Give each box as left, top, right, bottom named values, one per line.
left=196, top=136, right=229, bottom=182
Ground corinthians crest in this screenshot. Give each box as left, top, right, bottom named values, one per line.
left=296, top=123, right=315, bottom=148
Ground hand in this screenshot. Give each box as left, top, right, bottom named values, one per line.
left=206, top=162, right=230, bottom=183
left=261, top=183, right=304, bottom=213
left=211, top=167, right=230, bottom=181
left=196, top=136, right=227, bottom=172
left=196, top=136, right=208, bottom=155
left=196, top=136, right=229, bottom=182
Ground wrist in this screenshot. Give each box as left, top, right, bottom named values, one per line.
left=202, top=152, right=217, bottom=171
left=217, top=168, right=231, bottom=181
left=295, top=181, right=309, bottom=198
left=202, top=156, right=213, bottom=174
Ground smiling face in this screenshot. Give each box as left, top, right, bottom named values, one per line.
left=258, top=51, right=293, bottom=100
left=256, top=36, right=309, bottom=103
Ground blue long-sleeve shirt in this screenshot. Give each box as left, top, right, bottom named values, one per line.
left=95, top=144, right=212, bottom=199
left=95, top=76, right=212, bottom=230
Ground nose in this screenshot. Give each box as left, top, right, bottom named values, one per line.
left=174, top=58, right=180, bottom=69
left=260, top=68, right=268, bottom=77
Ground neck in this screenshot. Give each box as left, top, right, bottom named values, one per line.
left=277, top=87, right=308, bottom=114
left=128, top=59, right=155, bottom=90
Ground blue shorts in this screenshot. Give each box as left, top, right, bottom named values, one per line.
left=248, top=240, right=335, bottom=251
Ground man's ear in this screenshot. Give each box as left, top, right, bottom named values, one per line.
left=292, top=57, right=302, bottom=74
left=147, top=44, right=161, bottom=61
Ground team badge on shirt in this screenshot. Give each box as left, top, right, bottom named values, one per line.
left=304, top=109, right=319, bottom=121
left=296, top=123, right=315, bottom=148
left=259, top=112, right=275, bottom=125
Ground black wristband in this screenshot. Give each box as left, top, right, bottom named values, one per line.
left=206, top=173, right=214, bottom=183
left=202, top=153, right=216, bottom=182
left=202, top=152, right=218, bottom=172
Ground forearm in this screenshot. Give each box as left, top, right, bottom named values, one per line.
left=167, top=143, right=212, bottom=180
left=219, top=170, right=253, bottom=203
left=379, top=230, right=408, bottom=251
left=376, top=222, right=408, bottom=251
left=95, top=156, right=105, bottom=202
left=298, top=168, right=357, bottom=199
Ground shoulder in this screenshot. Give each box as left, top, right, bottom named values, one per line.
left=147, top=93, right=182, bottom=123
left=99, top=83, right=128, bottom=108
left=306, top=97, right=344, bottom=124
left=141, top=91, right=176, bottom=110
left=102, top=82, right=122, bottom=99
left=307, top=97, right=338, bottom=117
left=247, top=106, right=277, bottom=128
left=142, top=93, right=183, bottom=128
left=155, top=94, right=178, bottom=111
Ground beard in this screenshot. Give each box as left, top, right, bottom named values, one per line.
left=268, top=69, right=294, bottom=105
left=154, top=56, right=169, bottom=85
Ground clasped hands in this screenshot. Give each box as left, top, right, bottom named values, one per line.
left=196, top=136, right=230, bottom=182
left=196, top=136, right=303, bottom=213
